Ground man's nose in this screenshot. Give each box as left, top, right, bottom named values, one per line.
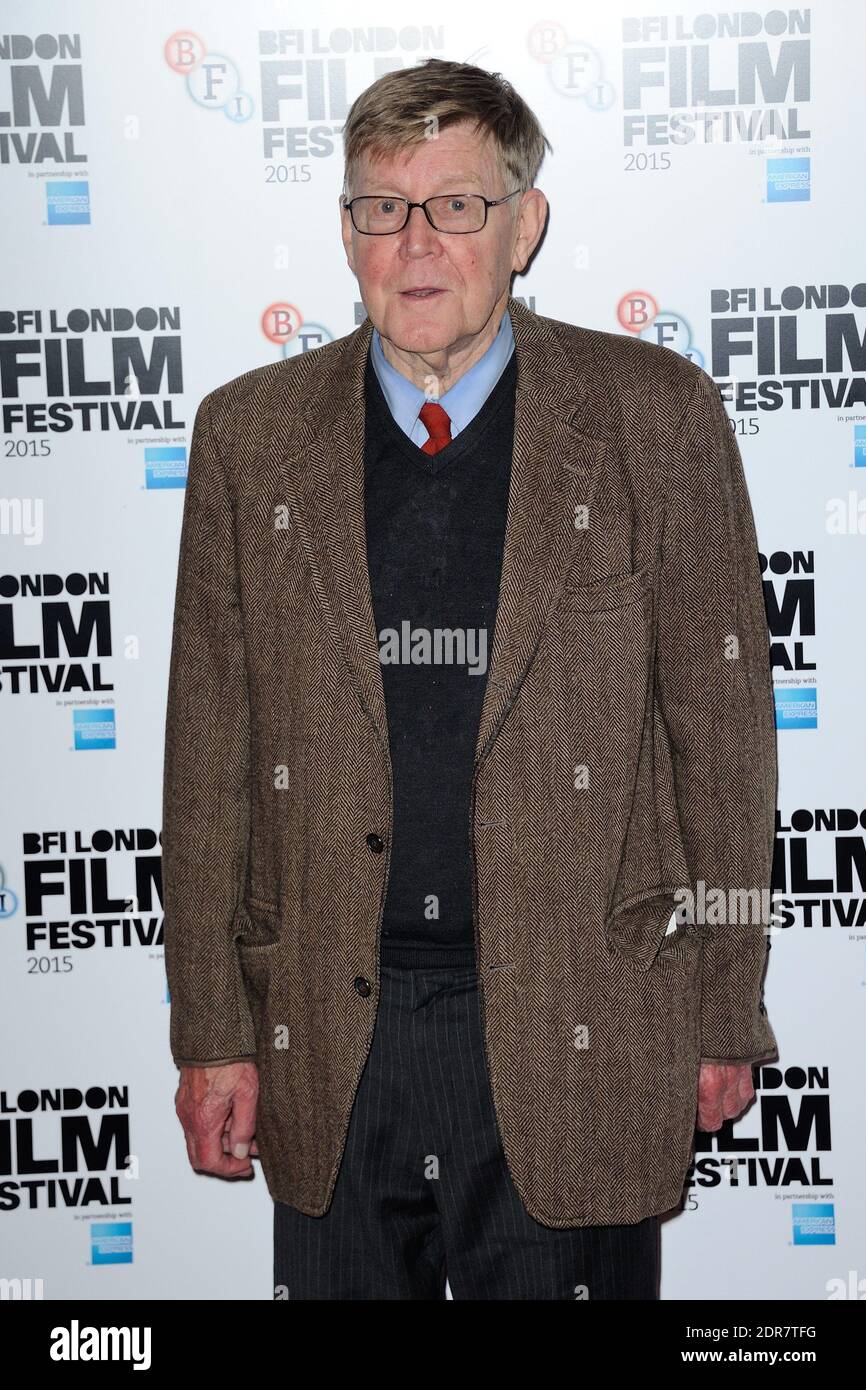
left=401, top=204, right=440, bottom=250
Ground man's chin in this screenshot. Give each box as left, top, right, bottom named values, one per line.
left=379, top=297, right=457, bottom=352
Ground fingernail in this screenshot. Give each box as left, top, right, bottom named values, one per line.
left=232, top=1142, right=249, bottom=1158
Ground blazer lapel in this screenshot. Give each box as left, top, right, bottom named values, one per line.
left=277, top=315, right=388, bottom=750
left=474, top=299, right=610, bottom=766
left=275, top=295, right=611, bottom=770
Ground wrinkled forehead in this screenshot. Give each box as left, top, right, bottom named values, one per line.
left=350, top=126, right=503, bottom=194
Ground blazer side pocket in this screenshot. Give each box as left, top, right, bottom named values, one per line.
left=233, top=896, right=281, bottom=950
left=562, top=565, right=654, bottom=614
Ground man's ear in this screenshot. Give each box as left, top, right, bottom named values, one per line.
left=512, top=188, right=548, bottom=275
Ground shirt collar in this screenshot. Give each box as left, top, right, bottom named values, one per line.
left=369, top=309, right=514, bottom=439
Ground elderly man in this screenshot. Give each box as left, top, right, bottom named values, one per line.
left=163, top=57, right=778, bottom=1300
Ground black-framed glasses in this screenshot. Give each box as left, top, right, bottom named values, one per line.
left=340, top=189, right=522, bottom=235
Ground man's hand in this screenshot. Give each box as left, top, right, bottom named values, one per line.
left=175, top=1061, right=259, bottom=1178
left=696, top=1061, right=755, bottom=1131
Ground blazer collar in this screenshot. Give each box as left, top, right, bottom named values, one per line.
left=278, top=294, right=612, bottom=770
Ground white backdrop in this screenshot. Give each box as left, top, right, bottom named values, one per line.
left=1, top=0, right=864, bottom=1301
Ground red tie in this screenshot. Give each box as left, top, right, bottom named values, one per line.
left=418, top=401, right=452, bottom=455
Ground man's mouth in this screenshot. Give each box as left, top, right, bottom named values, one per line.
left=400, top=288, right=445, bottom=299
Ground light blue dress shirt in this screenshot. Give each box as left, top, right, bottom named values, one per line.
left=369, top=308, right=515, bottom=448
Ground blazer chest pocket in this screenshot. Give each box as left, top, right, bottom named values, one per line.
left=561, top=564, right=654, bottom=615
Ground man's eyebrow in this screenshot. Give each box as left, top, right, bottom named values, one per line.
left=426, top=172, right=485, bottom=187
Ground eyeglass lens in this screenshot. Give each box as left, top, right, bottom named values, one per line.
left=351, top=194, right=486, bottom=233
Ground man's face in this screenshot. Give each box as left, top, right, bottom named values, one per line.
left=340, top=122, right=538, bottom=359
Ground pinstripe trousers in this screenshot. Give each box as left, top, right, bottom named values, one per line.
left=273, top=960, right=661, bottom=1300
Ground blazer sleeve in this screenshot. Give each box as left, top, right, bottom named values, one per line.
left=655, top=367, right=779, bottom=1066
left=161, top=388, right=257, bottom=1068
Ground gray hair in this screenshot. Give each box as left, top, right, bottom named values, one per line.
left=341, top=57, right=553, bottom=199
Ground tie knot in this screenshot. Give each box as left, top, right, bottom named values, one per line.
left=418, top=400, right=452, bottom=455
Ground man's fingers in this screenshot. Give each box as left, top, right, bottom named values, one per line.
left=175, top=1062, right=259, bottom=1179
left=736, top=1068, right=756, bottom=1107
left=182, top=1106, right=252, bottom=1177
left=696, top=1062, right=755, bottom=1131
left=193, top=1123, right=254, bottom=1178
left=696, top=1062, right=724, bottom=1129
left=226, top=1080, right=259, bottom=1160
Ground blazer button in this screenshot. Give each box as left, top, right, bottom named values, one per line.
left=366, top=833, right=384, bottom=854
left=354, top=976, right=372, bottom=998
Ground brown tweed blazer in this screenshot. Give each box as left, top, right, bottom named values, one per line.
left=162, top=295, right=779, bottom=1227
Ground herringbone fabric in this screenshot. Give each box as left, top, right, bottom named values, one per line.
left=162, top=295, right=779, bottom=1226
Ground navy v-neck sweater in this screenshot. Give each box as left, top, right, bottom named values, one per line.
left=363, top=346, right=518, bottom=967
